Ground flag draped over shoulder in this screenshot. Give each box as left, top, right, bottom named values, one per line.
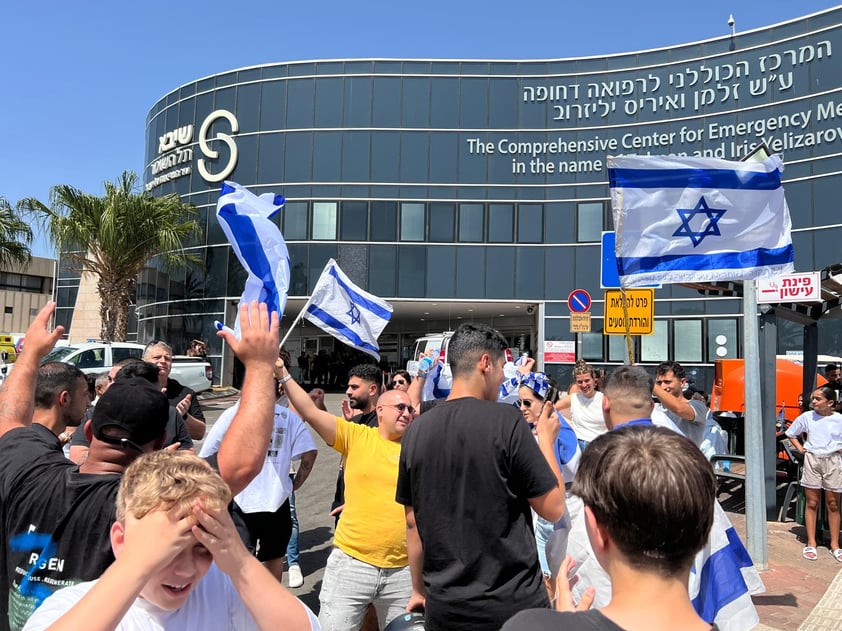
left=216, top=182, right=290, bottom=330
left=303, top=259, right=393, bottom=360
left=608, top=154, right=794, bottom=287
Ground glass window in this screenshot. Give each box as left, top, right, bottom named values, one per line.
left=518, top=204, right=543, bottom=243
left=544, top=247, right=574, bottom=299
left=400, top=133, right=428, bottom=182
left=371, top=132, right=400, bottom=182
left=344, top=77, right=372, bottom=127
left=283, top=202, right=308, bottom=240
left=340, top=202, right=368, bottom=241
left=369, top=245, right=397, bottom=296
left=308, top=244, right=338, bottom=292
left=427, top=246, right=455, bottom=297
left=398, top=246, right=426, bottom=297
left=674, top=320, right=703, bottom=363
left=312, top=202, right=337, bottom=240
left=400, top=203, right=425, bottom=241
left=460, top=78, right=488, bottom=127
left=429, top=133, right=458, bottom=184
left=235, top=83, right=261, bottom=133
left=313, top=132, right=341, bottom=181
left=708, top=319, right=738, bottom=360
left=315, top=78, right=342, bottom=127
left=608, top=335, right=629, bottom=362
left=516, top=248, right=544, bottom=299
left=641, top=320, right=669, bottom=363
left=260, top=81, right=285, bottom=131
left=257, top=133, right=283, bottom=182
left=488, top=204, right=514, bottom=243
left=429, top=203, right=455, bottom=242
left=285, top=79, right=315, bottom=128
left=486, top=247, right=515, bottom=298
left=582, top=332, right=604, bottom=361
left=431, top=78, right=459, bottom=127
left=288, top=244, right=308, bottom=295
left=577, top=202, right=603, bottom=242
left=283, top=132, right=312, bottom=183
left=489, top=78, right=517, bottom=128
left=373, top=77, right=401, bottom=127
left=455, top=247, right=484, bottom=298
left=342, top=131, right=370, bottom=182
left=370, top=202, right=397, bottom=241
left=402, top=77, right=430, bottom=127
left=459, top=204, right=484, bottom=242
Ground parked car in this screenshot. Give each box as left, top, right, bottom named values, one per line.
left=406, top=331, right=515, bottom=376
left=35, top=342, right=213, bottom=393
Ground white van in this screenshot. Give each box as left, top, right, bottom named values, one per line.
left=406, top=331, right=515, bottom=375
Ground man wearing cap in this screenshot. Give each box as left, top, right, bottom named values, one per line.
left=0, top=301, right=279, bottom=631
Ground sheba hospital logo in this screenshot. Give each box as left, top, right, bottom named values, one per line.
left=146, top=109, right=240, bottom=192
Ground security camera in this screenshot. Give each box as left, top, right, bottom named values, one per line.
left=526, top=305, right=535, bottom=315
left=727, top=14, right=735, bottom=27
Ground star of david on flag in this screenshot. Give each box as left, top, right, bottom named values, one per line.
left=608, top=154, right=794, bottom=287
left=302, top=259, right=393, bottom=360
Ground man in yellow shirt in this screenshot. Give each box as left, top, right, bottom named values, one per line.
left=277, top=360, right=413, bottom=631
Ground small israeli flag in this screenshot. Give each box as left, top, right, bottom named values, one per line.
left=216, top=182, right=290, bottom=332
left=609, top=154, right=794, bottom=287
left=303, top=259, right=393, bottom=360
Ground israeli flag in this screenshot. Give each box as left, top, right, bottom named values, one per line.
left=608, top=154, right=794, bottom=287
left=421, top=361, right=452, bottom=401
left=303, top=259, right=393, bottom=360
left=216, top=182, right=289, bottom=331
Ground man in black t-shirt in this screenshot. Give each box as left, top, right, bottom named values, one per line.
left=143, top=341, right=207, bottom=440
left=396, top=322, right=566, bottom=631
left=0, top=301, right=280, bottom=631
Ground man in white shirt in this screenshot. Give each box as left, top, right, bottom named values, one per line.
left=651, top=361, right=707, bottom=447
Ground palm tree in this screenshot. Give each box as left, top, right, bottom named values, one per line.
left=0, top=196, right=33, bottom=267
left=19, top=171, right=202, bottom=341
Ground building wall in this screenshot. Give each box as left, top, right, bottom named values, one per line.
left=0, top=256, right=55, bottom=336
left=137, top=7, right=842, bottom=388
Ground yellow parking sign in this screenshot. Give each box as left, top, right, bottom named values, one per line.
left=604, top=289, right=654, bottom=335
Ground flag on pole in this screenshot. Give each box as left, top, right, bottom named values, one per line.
left=303, top=259, right=393, bottom=360
left=608, top=154, right=794, bottom=287
left=216, top=182, right=290, bottom=334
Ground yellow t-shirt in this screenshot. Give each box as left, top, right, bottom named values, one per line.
left=332, top=418, right=407, bottom=568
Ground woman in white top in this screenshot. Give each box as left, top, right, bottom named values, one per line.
left=785, top=386, right=842, bottom=562
left=557, top=361, right=606, bottom=452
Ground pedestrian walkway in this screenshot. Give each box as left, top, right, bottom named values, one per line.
left=725, top=508, right=842, bottom=629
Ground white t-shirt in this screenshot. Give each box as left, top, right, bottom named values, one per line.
left=569, top=391, right=606, bottom=442
left=786, top=410, right=842, bottom=456
left=199, top=403, right=317, bottom=513
left=652, top=398, right=707, bottom=447
left=22, top=564, right=320, bottom=630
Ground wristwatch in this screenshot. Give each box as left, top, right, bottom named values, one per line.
left=279, top=374, right=292, bottom=384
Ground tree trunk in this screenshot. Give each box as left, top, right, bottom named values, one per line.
left=98, top=276, right=133, bottom=342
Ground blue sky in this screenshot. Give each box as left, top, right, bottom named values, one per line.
left=2, top=0, right=835, bottom=257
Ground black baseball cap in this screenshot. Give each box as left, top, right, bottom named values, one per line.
left=91, top=378, right=169, bottom=450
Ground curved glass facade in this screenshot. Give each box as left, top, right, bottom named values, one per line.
left=140, top=7, right=842, bottom=387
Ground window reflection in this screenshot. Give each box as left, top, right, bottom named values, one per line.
left=312, top=202, right=337, bottom=240
left=400, top=203, right=425, bottom=241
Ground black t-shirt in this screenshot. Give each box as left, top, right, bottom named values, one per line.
left=164, top=378, right=205, bottom=422
left=70, top=405, right=193, bottom=451
left=396, top=397, right=559, bottom=631
left=0, top=427, right=121, bottom=631
left=503, top=609, right=721, bottom=631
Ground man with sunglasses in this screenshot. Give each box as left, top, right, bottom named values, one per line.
left=0, top=301, right=280, bottom=631
left=276, top=360, right=415, bottom=631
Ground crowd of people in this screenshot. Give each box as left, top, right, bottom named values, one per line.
left=4, top=302, right=835, bottom=630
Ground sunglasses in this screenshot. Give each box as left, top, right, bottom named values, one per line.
left=516, top=399, right=534, bottom=408
left=391, top=379, right=407, bottom=386
left=386, top=403, right=415, bottom=415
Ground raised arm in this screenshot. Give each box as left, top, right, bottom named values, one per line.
left=653, top=385, right=697, bottom=422
left=216, top=302, right=279, bottom=495
left=276, top=362, right=339, bottom=446
left=528, top=401, right=566, bottom=522
left=0, top=302, right=64, bottom=438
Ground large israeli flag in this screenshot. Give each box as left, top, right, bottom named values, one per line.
left=608, top=154, right=794, bottom=287
left=303, top=259, right=393, bottom=360
left=216, top=182, right=289, bottom=330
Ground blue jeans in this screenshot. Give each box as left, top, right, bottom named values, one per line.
left=534, top=516, right=554, bottom=576
left=286, top=481, right=300, bottom=567
left=318, top=547, right=412, bottom=631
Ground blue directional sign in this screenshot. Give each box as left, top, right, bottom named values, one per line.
left=567, top=289, right=592, bottom=313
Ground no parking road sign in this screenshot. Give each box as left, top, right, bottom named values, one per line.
left=567, top=289, right=591, bottom=313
